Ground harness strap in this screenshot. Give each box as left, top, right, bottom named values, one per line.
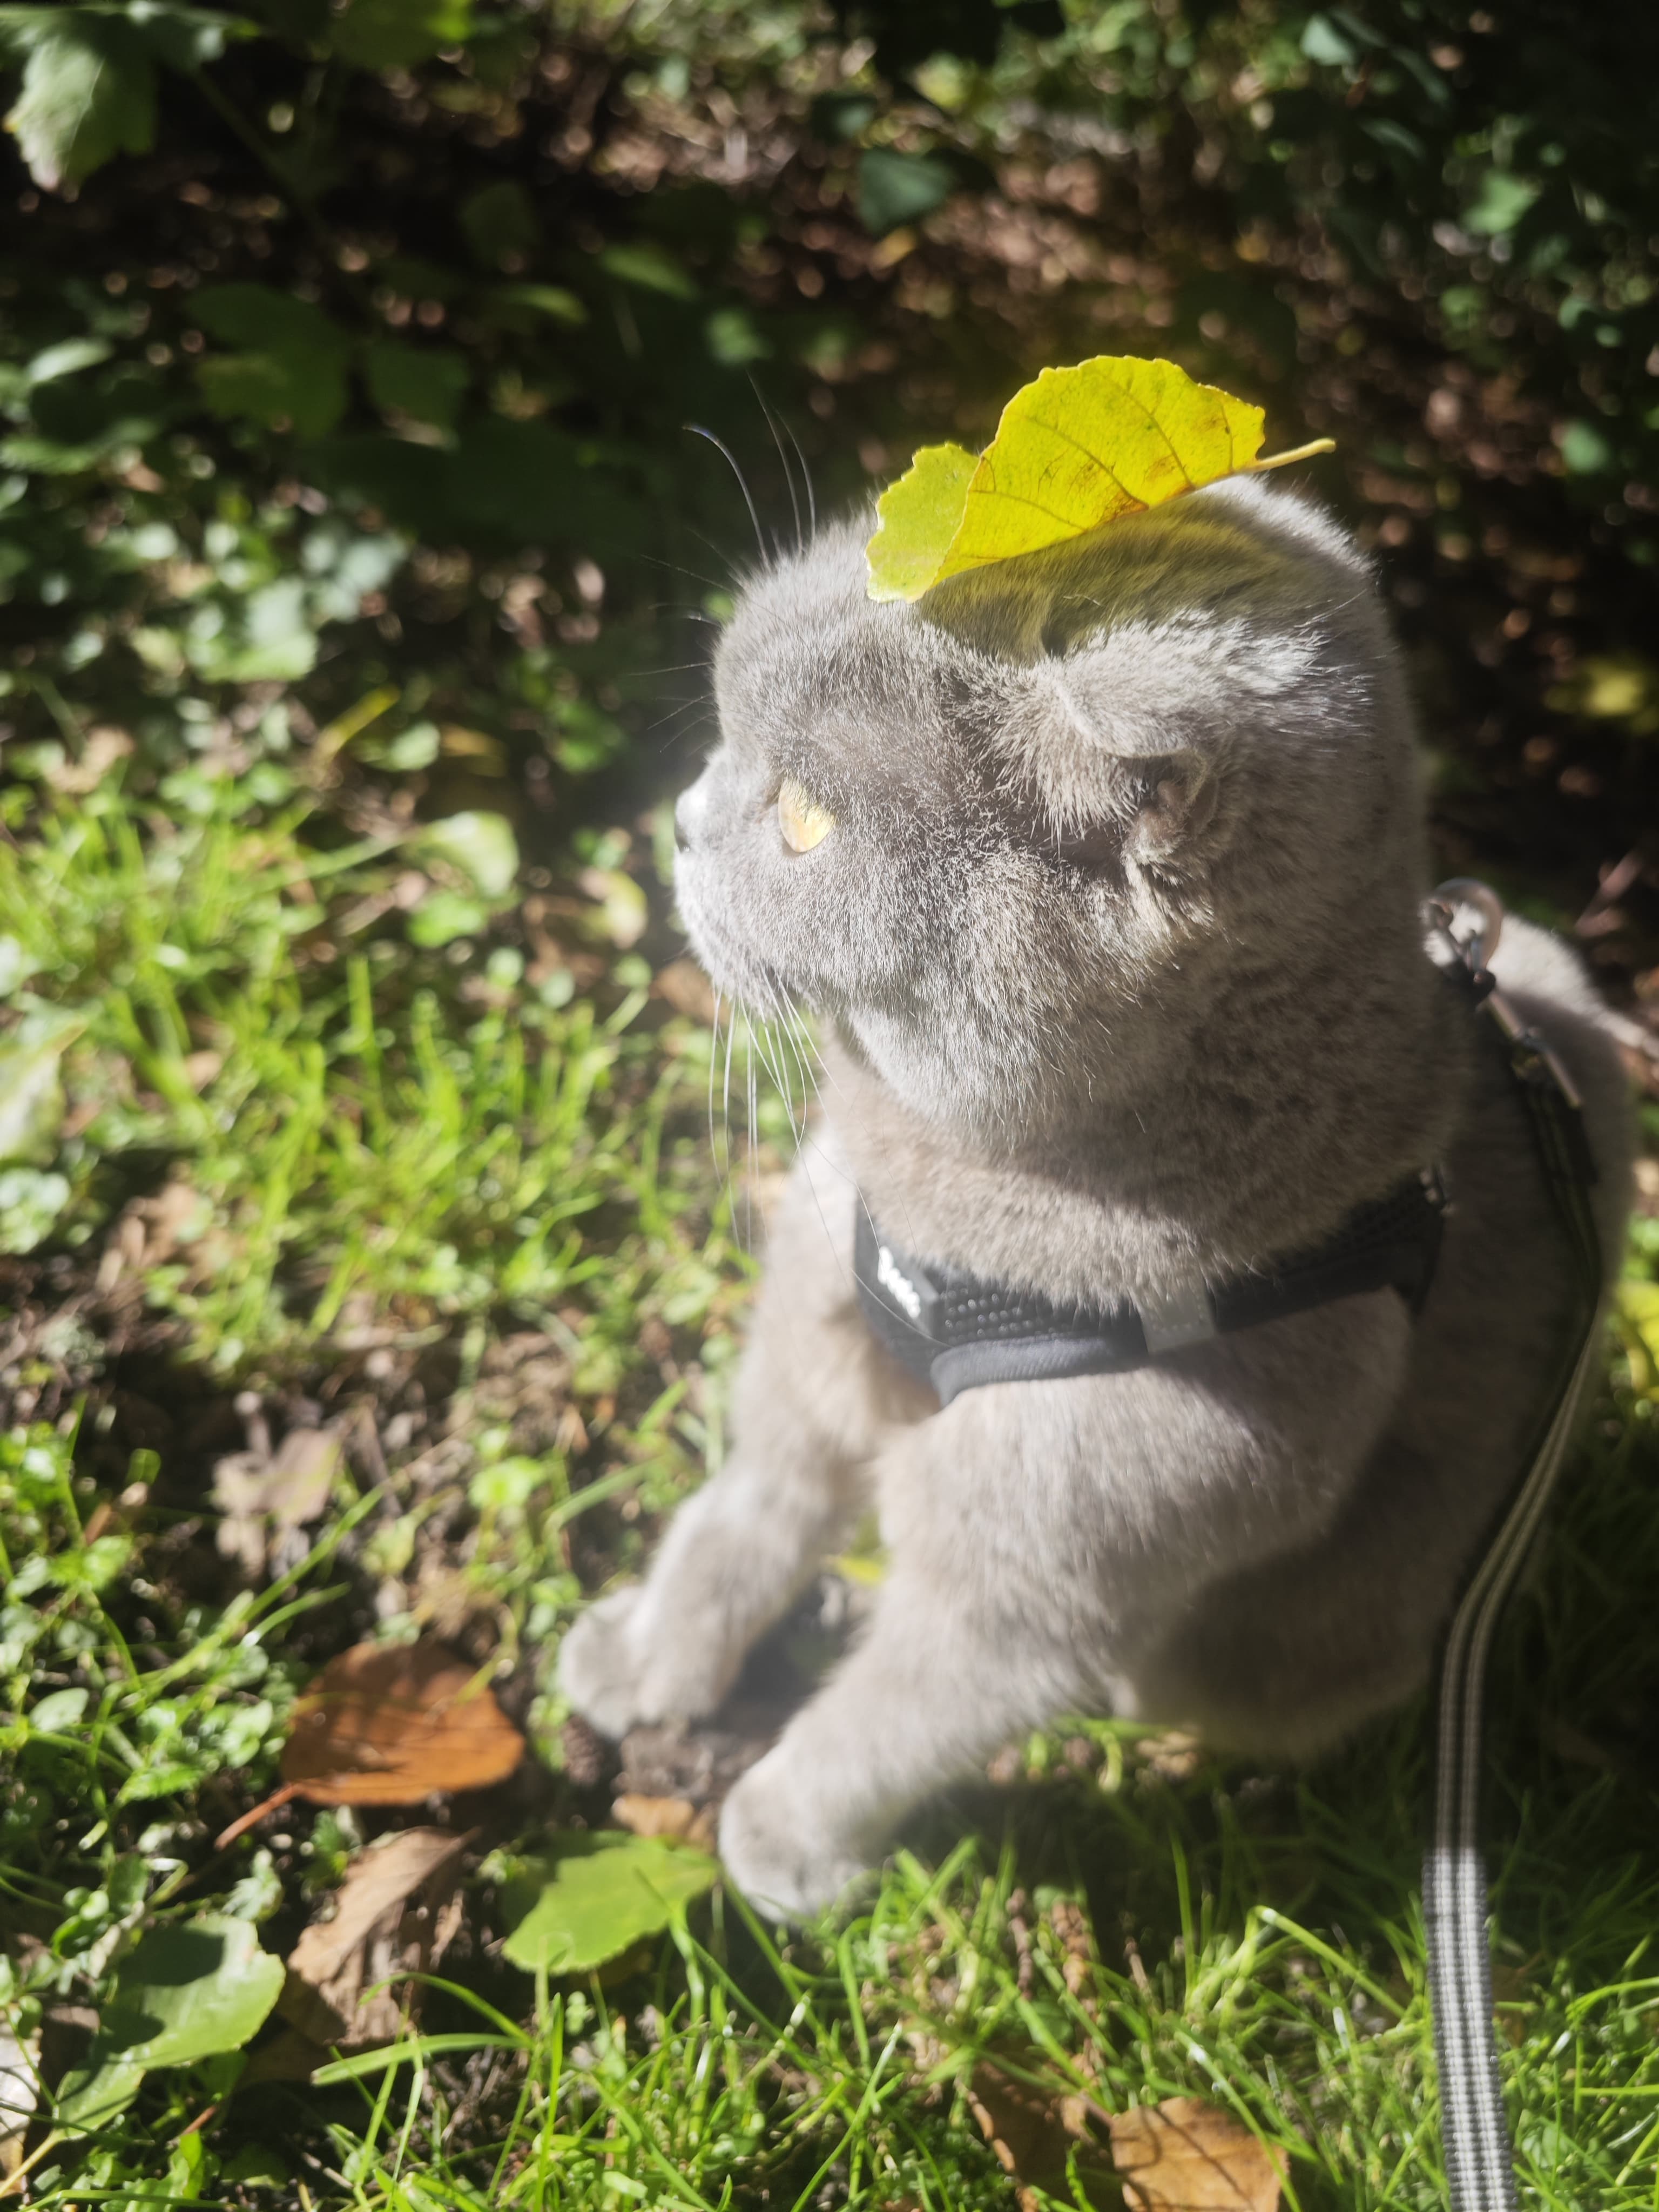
left=854, top=1170, right=1447, bottom=1407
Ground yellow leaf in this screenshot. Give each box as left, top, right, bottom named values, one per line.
left=865, top=441, right=979, bottom=603
left=865, top=354, right=1334, bottom=603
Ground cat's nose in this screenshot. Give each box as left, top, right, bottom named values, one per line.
left=674, top=780, right=705, bottom=853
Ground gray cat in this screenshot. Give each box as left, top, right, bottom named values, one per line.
left=558, top=475, right=1631, bottom=1917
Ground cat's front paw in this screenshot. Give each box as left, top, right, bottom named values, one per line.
left=717, top=1754, right=872, bottom=1921
left=558, top=1585, right=733, bottom=1739
left=556, top=1587, right=662, bottom=1739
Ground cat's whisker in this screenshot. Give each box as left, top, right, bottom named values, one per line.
left=773, top=993, right=823, bottom=1127
left=778, top=992, right=831, bottom=1118
left=770, top=1017, right=811, bottom=1134
left=749, top=1027, right=762, bottom=1248
left=714, top=994, right=747, bottom=1229
left=707, top=987, right=724, bottom=1168
left=751, top=982, right=807, bottom=1143
left=750, top=375, right=804, bottom=556
left=784, top=415, right=817, bottom=543
left=643, top=696, right=715, bottom=739
left=721, top=991, right=738, bottom=1166
left=596, top=544, right=734, bottom=597
left=750, top=1017, right=798, bottom=1149
left=686, top=424, right=766, bottom=563
left=684, top=522, right=763, bottom=593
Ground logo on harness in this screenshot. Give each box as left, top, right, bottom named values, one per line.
left=876, top=1244, right=923, bottom=1323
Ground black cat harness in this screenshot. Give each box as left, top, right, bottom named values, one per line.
left=855, top=1169, right=1448, bottom=1407
left=853, top=879, right=1603, bottom=2212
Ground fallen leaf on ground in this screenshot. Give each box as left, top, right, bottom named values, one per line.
left=968, top=2062, right=1116, bottom=2210
left=279, top=1826, right=469, bottom=2052
left=43, top=724, right=133, bottom=795
left=501, top=1831, right=717, bottom=1974
left=865, top=354, right=1333, bottom=603
left=215, top=1640, right=524, bottom=1848
left=213, top=1426, right=342, bottom=1575
left=612, top=1792, right=716, bottom=1849
left=1107, top=2096, right=1283, bottom=2211
left=1138, top=1730, right=1203, bottom=1782
left=0, top=2017, right=37, bottom=2176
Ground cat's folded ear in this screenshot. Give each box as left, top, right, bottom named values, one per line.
left=999, top=624, right=1247, bottom=871
left=1030, top=748, right=1215, bottom=869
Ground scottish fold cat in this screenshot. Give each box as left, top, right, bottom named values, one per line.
left=559, top=476, right=1631, bottom=1917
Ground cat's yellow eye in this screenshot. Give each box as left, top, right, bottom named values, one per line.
left=777, top=778, right=835, bottom=854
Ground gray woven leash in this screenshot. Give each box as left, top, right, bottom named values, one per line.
left=1423, top=883, right=1606, bottom=2212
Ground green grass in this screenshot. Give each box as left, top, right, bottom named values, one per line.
left=3, top=768, right=1659, bottom=2210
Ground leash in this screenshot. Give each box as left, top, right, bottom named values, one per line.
left=1422, top=880, right=1605, bottom=2212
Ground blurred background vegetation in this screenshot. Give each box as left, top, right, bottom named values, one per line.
left=4, top=2, right=1659, bottom=2206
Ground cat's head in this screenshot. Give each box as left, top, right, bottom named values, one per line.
left=674, top=474, right=1422, bottom=1139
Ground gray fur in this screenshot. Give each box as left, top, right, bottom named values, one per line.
left=559, top=476, right=1633, bottom=1917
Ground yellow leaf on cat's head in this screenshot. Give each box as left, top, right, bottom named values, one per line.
left=865, top=354, right=1334, bottom=604
left=864, top=441, right=979, bottom=603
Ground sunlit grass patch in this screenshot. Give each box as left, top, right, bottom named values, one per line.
left=4, top=774, right=1659, bottom=2209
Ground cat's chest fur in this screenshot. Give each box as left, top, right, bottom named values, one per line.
left=814, top=986, right=1473, bottom=1310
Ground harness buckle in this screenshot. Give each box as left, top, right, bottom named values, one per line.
left=1136, top=1279, right=1217, bottom=1354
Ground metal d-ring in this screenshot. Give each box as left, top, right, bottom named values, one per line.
left=1429, top=877, right=1505, bottom=973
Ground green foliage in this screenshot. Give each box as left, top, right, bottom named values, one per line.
left=59, top=1914, right=284, bottom=2129
left=0, top=777, right=755, bottom=1366
left=361, top=336, right=470, bottom=429
left=854, top=146, right=956, bottom=234
left=0, top=9, right=156, bottom=192
left=0, top=4, right=246, bottom=190
left=328, top=0, right=471, bottom=71
left=193, top=284, right=354, bottom=440
left=501, top=1833, right=719, bottom=1973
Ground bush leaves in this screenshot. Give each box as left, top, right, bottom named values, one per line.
left=0, top=4, right=248, bottom=190
left=501, top=1832, right=718, bottom=1974
left=194, top=283, right=353, bottom=440
left=865, top=355, right=1334, bottom=603
left=0, top=9, right=154, bottom=192
left=855, top=147, right=956, bottom=235
left=327, top=0, right=471, bottom=70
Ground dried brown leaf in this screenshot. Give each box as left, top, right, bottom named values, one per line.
left=214, top=1640, right=524, bottom=1848
left=611, top=1792, right=712, bottom=1846
left=213, top=1426, right=342, bottom=1574
left=44, top=725, right=133, bottom=795
left=968, top=2063, right=1115, bottom=2210
left=1107, top=2096, right=1284, bottom=2212
left=282, top=1641, right=523, bottom=1801
left=280, top=1826, right=469, bottom=2050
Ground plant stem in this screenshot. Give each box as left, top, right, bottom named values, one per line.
left=1252, top=437, right=1339, bottom=470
